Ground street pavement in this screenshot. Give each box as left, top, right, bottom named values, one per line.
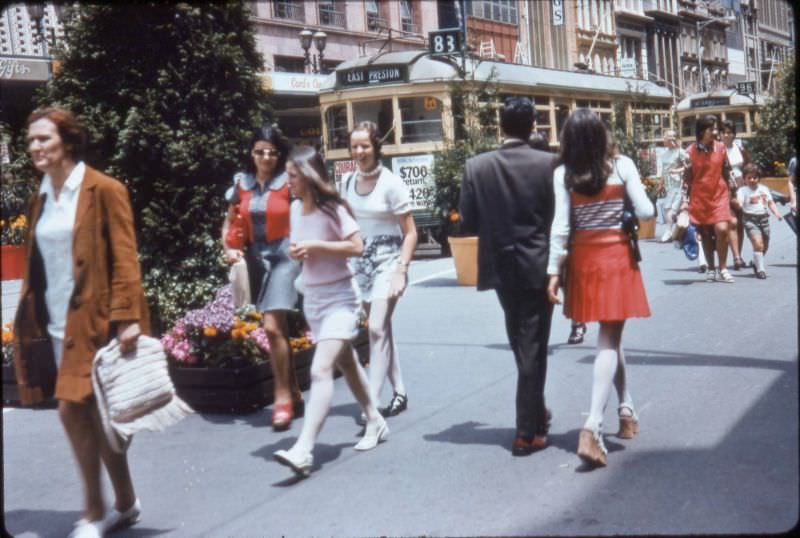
left=3, top=216, right=798, bottom=537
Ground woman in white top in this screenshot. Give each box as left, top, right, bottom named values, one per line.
left=721, top=120, right=748, bottom=270
left=546, top=110, right=654, bottom=468
left=341, top=121, right=418, bottom=419
left=274, top=147, right=387, bottom=478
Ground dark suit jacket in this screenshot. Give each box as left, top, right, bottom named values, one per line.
left=458, top=139, right=555, bottom=291
left=13, top=166, right=150, bottom=404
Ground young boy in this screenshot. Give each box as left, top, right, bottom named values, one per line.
left=736, top=163, right=784, bottom=279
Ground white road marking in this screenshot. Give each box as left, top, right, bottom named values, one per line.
left=409, top=268, right=455, bottom=286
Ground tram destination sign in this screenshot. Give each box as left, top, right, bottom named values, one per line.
left=336, top=64, right=408, bottom=88
left=690, top=96, right=730, bottom=108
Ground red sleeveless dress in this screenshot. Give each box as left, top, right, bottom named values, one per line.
left=687, top=141, right=732, bottom=225
left=565, top=184, right=651, bottom=323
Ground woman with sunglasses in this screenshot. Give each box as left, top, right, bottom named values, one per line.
left=222, top=125, right=303, bottom=430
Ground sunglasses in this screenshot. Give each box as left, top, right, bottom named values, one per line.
left=253, top=149, right=280, bottom=157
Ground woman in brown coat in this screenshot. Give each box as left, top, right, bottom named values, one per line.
left=14, top=108, right=149, bottom=537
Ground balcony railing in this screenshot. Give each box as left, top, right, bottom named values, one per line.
left=319, top=5, right=345, bottom=28
left=401, top=18, right=417, bottom=34
left=367, top=12, right=386, bottom=32
left=273, top=1, right=305, bottom=22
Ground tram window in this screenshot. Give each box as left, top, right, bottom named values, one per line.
left=555, top=104, right=570, bottom=139
left=326, top=105, right=348, bottom=150
left=681, top=117, right=694, bottom=138
left=399, top=97, right=443, bottom=144
left=353, top=100, right=394, bottom=144
left=726, top=113, right=746, bottom=135
left=576, top=100, right=590, bottom=108
left=535, top=109, right=550, bottom=127
left=531, top=95, right=550, bottom=107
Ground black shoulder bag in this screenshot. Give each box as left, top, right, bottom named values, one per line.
left=615, top=159, right=642, bottom=263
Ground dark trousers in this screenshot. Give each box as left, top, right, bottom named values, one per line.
left=495, top=287, right=553, bottom=439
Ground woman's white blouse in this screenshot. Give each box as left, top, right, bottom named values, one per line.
left=35, top=162, right=86, bottom=340
left=342, top=167, right=410, bottom=238
left=547, top=155, right=654, bottom=275
left=726, top=141, right=745, bottom=180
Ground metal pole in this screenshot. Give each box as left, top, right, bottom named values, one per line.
left=697, top=20, right=704, bottom=93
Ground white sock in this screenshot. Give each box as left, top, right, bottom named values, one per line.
left=583, top=349, right=618, bottom=433
left=292, top=341, right=340, bottom=455
left=754, top=251, right=765, bottom=272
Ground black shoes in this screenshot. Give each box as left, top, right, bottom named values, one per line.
left=380, top=392, right=408, bottom=417
left=567, top=323, right=586, bottom=345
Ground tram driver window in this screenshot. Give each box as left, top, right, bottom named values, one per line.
left=726, top=113, right=746, bottom=136
left=399, top=97, right=444, bottom=144
left=326, top=105, right=348, bottom=150
left=681, top=117, right=694, bottom=139
left=353, top=100, right=394, bottom=145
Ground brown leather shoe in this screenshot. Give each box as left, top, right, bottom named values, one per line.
left=512, top=435, right=548, bottom=456
left=617, top=404, right=639, bottom=439
left=577, top=428, right=607, bottom=467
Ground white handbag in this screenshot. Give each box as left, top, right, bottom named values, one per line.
left=92, top=335, right=193, bottom=453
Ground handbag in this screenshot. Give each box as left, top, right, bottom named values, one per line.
left=616, top=159, right=642, bottom=263
left=672, top=210, right=690, bottom=241
left=92, top=336, right=193, bottom=453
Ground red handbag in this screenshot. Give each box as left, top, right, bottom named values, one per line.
left=225, top=205, right=248, bottom=250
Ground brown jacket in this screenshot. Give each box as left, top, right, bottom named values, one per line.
left=13, top=166, right=150, bottom=404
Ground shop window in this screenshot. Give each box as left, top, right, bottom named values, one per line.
left=326, top=105, right=349, bottom=150
left=353, top=99, right=394, bottom=144
left=725, top=112, right=746, bottom=136
left=399, top=97, right=444, bottom=144
left=681, top=116, right=694, bottom=139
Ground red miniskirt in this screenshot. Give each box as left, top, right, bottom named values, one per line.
left=564, top=230, right=651, bottom=323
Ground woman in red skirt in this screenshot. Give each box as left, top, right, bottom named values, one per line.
left=547, top=109, right=654, bottom=467
left=683, top=115, right=738, bottom=283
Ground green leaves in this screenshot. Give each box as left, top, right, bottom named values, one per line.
left=749, top=56, right=796, bottom=177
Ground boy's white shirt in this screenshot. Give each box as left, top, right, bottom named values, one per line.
left=736, top=183, right=773, bottom=215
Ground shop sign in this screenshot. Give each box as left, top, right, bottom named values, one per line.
left=690, top=96, right=730, bottom=108
left=392, top=154, right=435, bottom=211
left=552, top=0, right=564, bottom=26
left=262, top=72, right=326, bottom=95
left=0, top=58, right=50, bottom=81
left=336, top=64, right=408, bottom=88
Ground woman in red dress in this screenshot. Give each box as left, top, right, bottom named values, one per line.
left=683, top=115, right=738, bottom=283
left=547, top=109, right=654, bottom=467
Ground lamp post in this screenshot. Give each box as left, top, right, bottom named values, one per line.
left=299, top=28, right=327, bottom=74
left=696, top=14, right=736, bottom=93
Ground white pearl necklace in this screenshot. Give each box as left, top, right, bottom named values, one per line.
left=356, top=163, right=382, bottom=179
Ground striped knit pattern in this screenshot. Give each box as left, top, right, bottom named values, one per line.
left=572, top=198, right=624, bottom=230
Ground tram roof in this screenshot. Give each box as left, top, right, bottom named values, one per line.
left=320, top=50, right=673, bottom=100
left=676, top=89, right=767, bottom=111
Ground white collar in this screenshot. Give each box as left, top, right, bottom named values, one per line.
left=39, top=161, right=86, bottom=197
left=239, top=171, right=287, bottom=191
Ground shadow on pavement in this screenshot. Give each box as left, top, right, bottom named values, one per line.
left=196, top=408, right=269, bottom=427
left=3, top=509, right=174, bottom=538
left=413, top=277, right=462, bottom=288
left=575, top=348, right=792, bottom=372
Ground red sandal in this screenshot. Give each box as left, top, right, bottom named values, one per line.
left=272, top=402, right=294, bottom=431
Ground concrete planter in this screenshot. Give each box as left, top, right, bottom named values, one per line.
left=448, top=236, right=478, bottom=286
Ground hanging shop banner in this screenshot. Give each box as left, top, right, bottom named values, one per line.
left=392, top=154, right=435, bottom=211
left=0, top=58, right=50, bottom=81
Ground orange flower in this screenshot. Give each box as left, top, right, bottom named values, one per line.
left=231, top=329, right=243, bottom=339
left=203, top=326, right=217, bottom=337
left=449, top=210, right=460, bottom=222
left=2, top=329, right=13, bottom=344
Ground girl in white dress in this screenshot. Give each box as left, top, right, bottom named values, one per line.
left=273, top=146, right=387, bottom=478
left=341, top=121, right=418, bottom=419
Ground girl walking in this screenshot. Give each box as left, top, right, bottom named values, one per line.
left=273, top=147, right=388, bottom=478
left=342, top=121, right=417, bottom=418
left=547, top=109, right=653, bottom=467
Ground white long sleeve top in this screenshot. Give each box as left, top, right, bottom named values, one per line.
left=547, top=155, right=654, bottom=275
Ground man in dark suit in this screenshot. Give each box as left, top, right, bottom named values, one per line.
left=459, top=96, right=555, bottom=456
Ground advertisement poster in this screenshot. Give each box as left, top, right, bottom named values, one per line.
left=391, top=154, right=436, bottom=211
left=333, top=159, right=357, bottom=191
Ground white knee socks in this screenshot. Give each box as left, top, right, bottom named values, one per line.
left=584, top=349, right=618, bottom=433
left=754, top=251, right=765, bottom=272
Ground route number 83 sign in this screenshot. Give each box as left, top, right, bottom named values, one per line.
left=428, top=28, right=462, bottom=56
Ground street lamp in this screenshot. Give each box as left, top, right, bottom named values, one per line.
left=298, top=28, right=327, bottom=74
left=696, top=14, right=736, bottom=93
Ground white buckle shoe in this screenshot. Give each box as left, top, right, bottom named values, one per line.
left=68, top=519, right=103, bottom=538
left=354, top=417, right=389, bottom=451
left=102, top=498, right=141, bottom=533
left=273, top=449, right=313, bottom=477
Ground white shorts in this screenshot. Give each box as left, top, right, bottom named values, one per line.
left=303, top=277, right=361, bottom=342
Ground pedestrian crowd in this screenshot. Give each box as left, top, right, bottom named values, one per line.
left=10, top=102, right=794, bottom=537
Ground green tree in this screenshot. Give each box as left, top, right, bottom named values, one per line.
left=749, top=55, right=796, bottom=176
left=39, top=3, right=273, bottom=330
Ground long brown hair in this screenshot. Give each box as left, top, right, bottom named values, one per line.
left=287, top=146, right=354, bottom=224
left=557, top=108, right=611, bottom=196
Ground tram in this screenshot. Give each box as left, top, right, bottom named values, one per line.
left=318, top=50, right=673, bottom=237
left=675, top=89, right=767, bottom=145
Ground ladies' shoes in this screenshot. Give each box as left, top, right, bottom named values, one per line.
left=380, top=392, right=408, bottom=417
left=567, top=323, right=586, bottom=345
left=756, top=271, right=767, bottom=279
left=355, top=417, right=389, bottom=451
left=577, top=428, right=607, bottom=467
left=733, top=258, right=746, bottom=270
left=273, top=449, right=313, bottom=477
left=717, top=268, right=735, bottom=283
left=272, top=402, right=294, bottom=431
left=102, top=498, right=141, bottom=533
left=705, top=269, right=716, bottom=282
left=68, top=519, right=103, bottom=538
left=616, top=405, right=639, bottom=439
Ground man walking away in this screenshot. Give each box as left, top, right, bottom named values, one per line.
left=459, top=96, right=556, bottom=456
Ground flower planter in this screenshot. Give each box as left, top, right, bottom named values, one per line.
left=169, top=328, right=370, bottom=413
left=762, top=177, right=789, bottom=196
left=638, top=218, right=656, bottom=239
left=448, top=236, right=478, bottom=286
left=1, top=245, right=25, bottom=281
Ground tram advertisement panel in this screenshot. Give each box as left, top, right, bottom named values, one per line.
left=333, top=159, right=357, bottom=191
left=392, top=154, right=435, bottom=211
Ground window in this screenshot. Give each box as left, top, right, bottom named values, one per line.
left=326, top=105, right=349, bottom=150
left=400, top=0, right=416, bottom=33
left=467, top=0, right=518, bottom=24
left=318, top=0, right=345, bottom=28
left=273, top=55, right=306, bottom=73
left=365, top=0, right=385, bottom=32
left=352, top=100, right=394, bottom=144
left=681, top=116, right=694, bottom=139
left=273, top=0, right=304, bottom=22
left=725, top=113, right=746, bottom=136
left=399, top=97, right=444, bottom=144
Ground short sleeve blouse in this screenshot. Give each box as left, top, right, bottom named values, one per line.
left=342, top=167, right=410, bottom=238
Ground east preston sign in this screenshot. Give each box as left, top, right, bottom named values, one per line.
left=336, top=64, right=408, bottom=89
